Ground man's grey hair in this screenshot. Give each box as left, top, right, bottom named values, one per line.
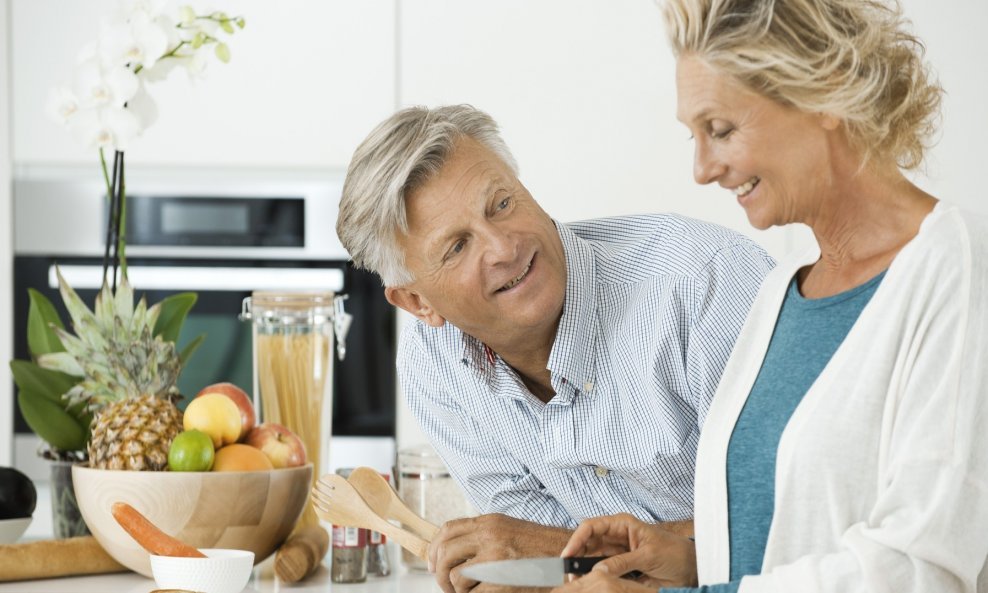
left=337, top=105, right=518, bottom=286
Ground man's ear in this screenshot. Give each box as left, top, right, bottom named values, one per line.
left=385, top=286, right=446, bottom=328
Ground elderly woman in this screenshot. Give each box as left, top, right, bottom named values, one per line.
left=552, top=0, right=988, bottom=591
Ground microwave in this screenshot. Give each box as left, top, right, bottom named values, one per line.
left=10, top=172, right=396, bottom=476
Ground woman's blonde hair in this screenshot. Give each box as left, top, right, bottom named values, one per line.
left=663, top=0, right=942, bottom=169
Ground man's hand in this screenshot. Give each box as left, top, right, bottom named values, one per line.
left=428, top=513, right=573, bottom=593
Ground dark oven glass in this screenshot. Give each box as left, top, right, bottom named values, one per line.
left=12, top=257, right=395, bottom=437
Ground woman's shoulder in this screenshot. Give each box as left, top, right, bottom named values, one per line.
left=908, top=202, right=988, bottom=263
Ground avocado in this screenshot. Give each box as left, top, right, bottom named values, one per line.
left=0, top=467, right=37, bottom=519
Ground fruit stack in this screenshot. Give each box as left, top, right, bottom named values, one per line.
left=170, top=382, right=306, bottom=473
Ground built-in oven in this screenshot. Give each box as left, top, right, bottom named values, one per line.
left=11, top=172, right=396, bottom=478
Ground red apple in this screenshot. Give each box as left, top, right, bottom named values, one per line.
left=195, top=382, right=256, bottom=442
left=245, top=423, right=307, bottom=468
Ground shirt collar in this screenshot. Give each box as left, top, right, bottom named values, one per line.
left=546, top=221, right=599, bottom=397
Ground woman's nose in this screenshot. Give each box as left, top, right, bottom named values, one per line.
left=693, top=140, right=726, bottom=185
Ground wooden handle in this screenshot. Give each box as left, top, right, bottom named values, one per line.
left=400, top=511, right=440, bottom=541
left=274, top=525, right=329, bottom=583
left=0, top=536, right=127, bottom=582
left=365, top=513, right=430, bottom=560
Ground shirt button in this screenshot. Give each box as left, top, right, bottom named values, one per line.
left=583, top=382, right=594, bottom=393
left=594, top=466, right=609, bottom=478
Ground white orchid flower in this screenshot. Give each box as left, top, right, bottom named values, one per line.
left=72, top=59, right=139, bottom=109
left=46, top=86, right=81, bottom=124
left=99, top=12, right=169, bottom=71
left=67, top=106, right=142, bottom=151
left=127, top=83, right=159, bottom=130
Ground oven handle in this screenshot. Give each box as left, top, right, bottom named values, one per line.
left=49, top=265, right=346, bottom=292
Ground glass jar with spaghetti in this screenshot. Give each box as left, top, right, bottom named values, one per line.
left=240, top=291, right=351, bottom=527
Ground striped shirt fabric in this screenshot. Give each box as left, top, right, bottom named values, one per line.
left=398, top=214, right=774, bottom=527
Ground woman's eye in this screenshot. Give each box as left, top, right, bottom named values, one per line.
left=496, top=197, right=511, bottom=211
left=710, top=124, right=734, bottom=139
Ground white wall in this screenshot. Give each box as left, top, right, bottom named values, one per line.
left=0, top=1, right=13, bottom=466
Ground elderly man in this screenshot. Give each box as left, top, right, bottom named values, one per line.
left=337, top=105, right=773, bottom=592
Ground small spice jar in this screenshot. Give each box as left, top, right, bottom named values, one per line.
left=365, top=473, right=392, bottom=577
left=395, top=444, right=474, bottom=571
left=331, top=468, right=368, bottom=583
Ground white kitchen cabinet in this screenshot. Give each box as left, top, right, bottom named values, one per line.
left=11, top=0, right=396, bottom=169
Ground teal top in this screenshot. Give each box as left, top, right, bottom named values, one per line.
left=663, top=270, right=885, bottom=593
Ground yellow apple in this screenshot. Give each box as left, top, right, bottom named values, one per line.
left=194, top=382, right=256, bottom=442
left=183, top=393, right=242, bottom=448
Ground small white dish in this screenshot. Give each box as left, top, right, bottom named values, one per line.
left=0, top=517, right=32, bottom=544
left=150, top=548, right=254, bottom=593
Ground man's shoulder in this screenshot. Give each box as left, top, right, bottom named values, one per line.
left=396, top=315, right=467, bottom=368
left=565, top=213, right=770, bottom=285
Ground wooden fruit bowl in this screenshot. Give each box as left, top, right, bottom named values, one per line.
left=72, top=464, right=312, bottom=577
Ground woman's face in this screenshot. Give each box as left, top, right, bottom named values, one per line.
left=675, top=54, right=840, bottom=230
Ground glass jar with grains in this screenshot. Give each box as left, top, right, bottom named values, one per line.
left=395, top=444, right=475, bottom=571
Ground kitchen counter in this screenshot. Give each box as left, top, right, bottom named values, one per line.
left=0, top=544, right=441, bottom=593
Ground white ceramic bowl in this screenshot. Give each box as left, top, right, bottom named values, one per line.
left=150, top=548, right=254, bottom=593
left=0, top=517, right=32, bottom=544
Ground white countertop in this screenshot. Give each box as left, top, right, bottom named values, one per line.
left=0, top=543, right=441, bottom=593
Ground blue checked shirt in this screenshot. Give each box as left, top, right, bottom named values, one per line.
left=398, top=214, right=774, bottom=527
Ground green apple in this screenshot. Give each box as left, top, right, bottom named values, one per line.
left=168, top=430, right=216, bottom=472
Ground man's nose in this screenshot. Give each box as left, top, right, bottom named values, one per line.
left=693, top=139, right=726, bottom=185
left=479, top=223, right=517, bottom=265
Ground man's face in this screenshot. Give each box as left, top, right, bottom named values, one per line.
left=386, top=136, right=567, bottom=348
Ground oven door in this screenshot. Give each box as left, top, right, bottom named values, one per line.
left=12, top=256, right=395, bottom=439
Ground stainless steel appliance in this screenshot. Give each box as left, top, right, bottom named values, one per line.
left=11, top=172, right=396, bottom=466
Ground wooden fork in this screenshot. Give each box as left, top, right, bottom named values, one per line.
left=347, top=467, right=441, bottom=541
left=311, top=474, right=430, bottom=560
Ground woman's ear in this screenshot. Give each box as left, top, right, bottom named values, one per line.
left=385, top=286, right=446, bottom=328
left=819, top=113, right=842, bottom=131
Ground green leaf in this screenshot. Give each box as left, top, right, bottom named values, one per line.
left=27, top=289, right=66, bottom=357
left=17, top=390, right=87, bottom=451
left=179, top=334, right=206, bottom=365
left=220, top=19, right=234, bottom=34
left=10, top=360, right=79, bottom=403
left=236, top=17, right=246, bottom=29
left=215, top=42, right=231, bottom=63
left=154, top=292, right=198, bottom=343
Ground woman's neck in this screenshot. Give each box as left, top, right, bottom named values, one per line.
left=798, top=165, right=937, bottom=298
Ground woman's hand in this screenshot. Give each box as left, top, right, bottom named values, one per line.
left=552, top=513, right=698, bottom=591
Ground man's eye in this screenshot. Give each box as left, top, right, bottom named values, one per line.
left=446, top=239, right=466, bottom=260
left=711, top=126, right=734, bottom=140
left=496, top=197, right=511, bottom=211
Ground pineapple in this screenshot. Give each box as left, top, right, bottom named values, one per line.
left=38, top=269, right=185, bottom=470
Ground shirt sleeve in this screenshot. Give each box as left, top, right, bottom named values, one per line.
left=397, top=328, right=578, bottom=528
left=686, top=240, right=774, bottom=428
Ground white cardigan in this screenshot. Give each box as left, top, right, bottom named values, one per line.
left=693, top=203, right=988, bottom=592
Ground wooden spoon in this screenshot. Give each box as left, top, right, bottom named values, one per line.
left=310, top=475, right=429, bottom=560
left=347, top=467, right=441, bottom=541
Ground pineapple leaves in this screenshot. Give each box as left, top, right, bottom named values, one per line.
left=27, top=289, right=66, bottom=357
left=154, top=292, right=198, bottom=343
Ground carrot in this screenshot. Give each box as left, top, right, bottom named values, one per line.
left=110, top=502, right=206, bottom=558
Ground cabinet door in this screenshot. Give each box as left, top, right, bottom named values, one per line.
left=399, top=0, right=792, bottom=256
left=11, top=0, right=396, bottom=169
